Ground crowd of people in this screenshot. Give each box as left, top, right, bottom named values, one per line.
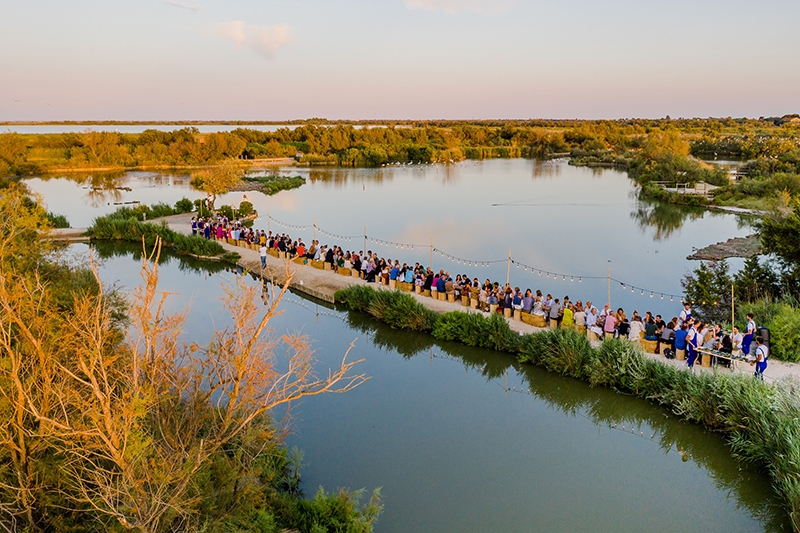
left=191, top=214, right=769, bottom=379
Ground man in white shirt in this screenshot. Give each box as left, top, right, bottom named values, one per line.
left=731, top=326, right=743, bottom=354
left=259, top=244, right=267, bottom=270
left=679, top=303, right=691, bottom=324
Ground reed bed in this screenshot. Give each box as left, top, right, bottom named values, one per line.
left=87, top=216, right=231, bottom=259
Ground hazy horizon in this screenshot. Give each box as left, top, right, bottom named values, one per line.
left=3, top=0, right=799, bottom=122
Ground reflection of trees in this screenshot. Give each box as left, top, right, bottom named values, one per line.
left=631, top=195, right=708, bottom=241
left=91, top=241, right=229, bottom=275
left=336, top=306, right=787, bottom=531
left=632, top=194, right=755, bottom=241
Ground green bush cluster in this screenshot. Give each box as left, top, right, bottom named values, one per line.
left=242, top=175, right=306, bottom=195
left=103, top=197, right=197, bottom=222
left=334, top=285, right=800, bottom=529
left=738, top=299, right=800, bottom=362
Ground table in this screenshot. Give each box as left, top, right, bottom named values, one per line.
left=696, top=347, right=755, bottom=372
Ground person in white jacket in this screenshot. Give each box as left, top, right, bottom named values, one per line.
left=628, top=317, right=645, bottom=342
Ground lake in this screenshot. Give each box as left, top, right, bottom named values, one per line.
left=28, top=158, right=753, bottom=321
left=73, top=241, right=788, bottom=532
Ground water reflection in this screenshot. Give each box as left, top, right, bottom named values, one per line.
left=631, top=194, right=755, bottom=242
left=631, top=196, right=709, bottom=241
left=337, top=301, right=788, bottom=531
left=86, top=242, right=788, bottom=532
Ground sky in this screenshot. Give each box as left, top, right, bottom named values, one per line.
left=1, top=0, right=798, bottom=121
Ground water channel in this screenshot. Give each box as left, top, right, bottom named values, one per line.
left=30, top=159, right=784, bottom=530
left=71, top=241, right=788, bottom=532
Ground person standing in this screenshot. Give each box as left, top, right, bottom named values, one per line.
left=686, top=322, right=699, bottom=372
left=259, top=243, right=267, bottom=270
left=742, top=313, right=757, bottom=356
left=549, top=298, right=563, bottom=329
left=679, top=303, right=692, bottom=324
left=751, top=336, right=768, bottom=380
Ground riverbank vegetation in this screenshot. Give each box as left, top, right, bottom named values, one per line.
left=87, top=212, right=239, bottom=262
left=334, top=284, right=800, bottom=530
left=2, top=118, right=798, bottom=212
left=242, top=174, right=306, bottom=195
left=0, top=190, right=381, bottom=533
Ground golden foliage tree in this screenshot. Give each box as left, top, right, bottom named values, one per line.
left=190, top=160, right=244, bottom=211
left=0, top=192, right=368, bottom=533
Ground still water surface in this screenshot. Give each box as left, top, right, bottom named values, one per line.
left=30, top=159, right=751, bottom=318
left=76, top=242, right=788, bottom=532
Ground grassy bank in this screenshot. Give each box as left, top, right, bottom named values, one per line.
left=335, top=285, right=800, bottom=530
left=241, top=175, right=306, bottom=195
left=87, top=216, right=240, bottom=263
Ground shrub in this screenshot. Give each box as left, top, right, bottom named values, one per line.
left=239, top=200, right=254, bottom=216
left=87, top=216, right=225, bottom=258
left=45, top=211, right=70, bottom=228
left=766, top=304, right=800, bottom=362
left=174, top=197, right=195, bottom=213
left=217, top=204, right=235, bottom=220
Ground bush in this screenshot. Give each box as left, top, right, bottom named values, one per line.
left=239, top=200, right=254, bottom=216
left=45, top=211, right=70, bottom=228
left=764, top=304, right=800, bottom=362
left=217, top=204, right=235, bottom=220
left=174, top=197, right=195, bottom=213
left=87, top=216, right=225, bottom=258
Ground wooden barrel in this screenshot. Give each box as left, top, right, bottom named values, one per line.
left=352, top=269, right=360, bottom=278
left=470, top=299, right=478, bottom=309
left=504, top=308, right=512, bottom=318
left=604, top=332, right=614, bottom=339
left=514, top=310, right=522, bottom=321
left=447, top=294, right=455, bottom=303
left=532, top=315, right=546, bottom=328
left=489, top=304, right=498, bottom=314
left=438, top=292, right=447, bottom=302
left=389, top=279, right=397, bottom=289
left=587, top=330, right=598, bottom=341
left=323, top=262, right=332, bottom=271
left=415, top=285, right=422, bottom=294
left=431, top=290, right=438, bottom=300
left=461, top=295, right=469, bottom=306
left=701, top=351, right=712, bottom=367
left=676, top=349, right=686, bottom=361
left=550, top=321, right=560, bottom=330
left=424, top=289, right=431, bottom=297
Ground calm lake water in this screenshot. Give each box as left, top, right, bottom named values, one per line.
left=28, top=158, right=752, bottom=319
left=4, top=123, right=398, bottom=134
left=73, top=242, right=788, bottom=532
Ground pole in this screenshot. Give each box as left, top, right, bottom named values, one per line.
left=504, top=369, right=507, bottom=398
left=313, top=217, right=316, bottom=241
left=607, top=263, right=611, bottom=309
left=267, top=208, right=270, bottom=234
left=430, top=237, right=433, bottom=272
left=363, top=226, right=366, bottom=256
left=507, top=250, right=511, bottom=286
left=731, top=284, right=735, bottom=328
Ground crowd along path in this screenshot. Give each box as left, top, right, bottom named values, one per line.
left=154, top=213, right=800, bottom=383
